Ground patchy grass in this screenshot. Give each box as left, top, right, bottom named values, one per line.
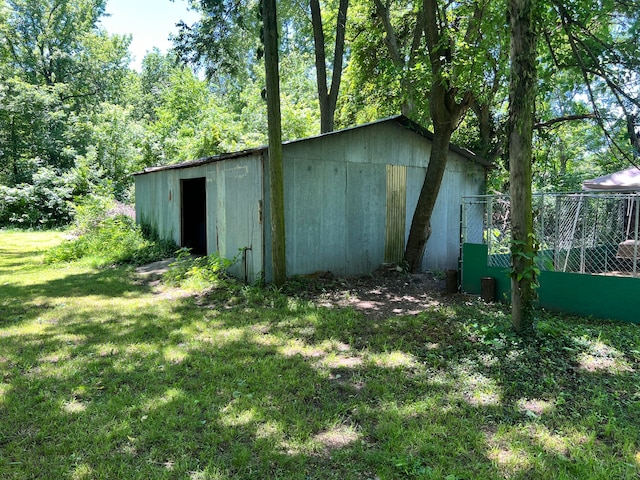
left=1, top=231, right=640, bottom=479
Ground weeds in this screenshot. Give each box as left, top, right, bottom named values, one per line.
left=164, top=248, right=236, bottom=287
left=44, top=198, right=176, bottom=267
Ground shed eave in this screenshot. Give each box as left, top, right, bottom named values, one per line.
left=133, top=114, right=492, bottom=175
left=132, top=145, right=267, bottom=176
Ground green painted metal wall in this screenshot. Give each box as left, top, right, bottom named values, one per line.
left=462, top=243, right=640, bottom=324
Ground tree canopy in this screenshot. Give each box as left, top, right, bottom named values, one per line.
left=0, top=0, right=638, bottom=243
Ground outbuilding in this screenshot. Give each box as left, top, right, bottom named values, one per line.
left=582, top=166, right=640, bottom=192
left=134, top=115, right=490, bottom=282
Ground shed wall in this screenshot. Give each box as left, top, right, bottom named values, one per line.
left=136, top=119, right=486, bottom=283
left=421, top=152, right=486, bottom=271
left=262, top=121, right=485, bottom=280
left=135, top=155, right=264, bottom=282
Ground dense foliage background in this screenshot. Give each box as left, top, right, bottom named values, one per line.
left=0, top=0, right=638, bottom=228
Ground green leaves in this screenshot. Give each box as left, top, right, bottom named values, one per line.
left=0, top=0, right=135, bottom=211
left=509, top=233, right=540, bottom=287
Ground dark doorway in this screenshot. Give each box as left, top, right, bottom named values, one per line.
left=181, top=178, right=207, bottom=254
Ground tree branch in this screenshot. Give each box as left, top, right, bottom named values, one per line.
left=557, top=5, right=635, bottom=164
left=534, top=113, right=596, bottom=129
left=372, top=0, right=403, bottom=68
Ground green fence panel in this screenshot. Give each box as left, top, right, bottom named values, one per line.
left=461, top=244, right=511, bottom=301
left=461, top=243, right=488, bottom=294
left=462, top=243, right=640, bottom=324
left=539, top=272, right=640, bottom=324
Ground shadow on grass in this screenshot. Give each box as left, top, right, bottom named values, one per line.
left=1, top=268, right=639, bottom=479
left=172, top=291, right=640, bottom=478
left=0, top=268, right=153, bottom=328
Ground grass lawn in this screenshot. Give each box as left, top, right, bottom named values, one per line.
left=1, top=230, right=639, bottom=479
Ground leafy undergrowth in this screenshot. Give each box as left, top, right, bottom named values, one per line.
left=43, top=197, right=177, bottom=268
left=1, top=231, right=639, bottom=479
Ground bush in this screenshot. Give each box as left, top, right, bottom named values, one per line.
left=45, top=209, right=176, bottom=267
left=164, top=248, right=236, bottom=288
left=71, top=194, right=131, bottom=235
left=0, top=166, right=74, bottom=228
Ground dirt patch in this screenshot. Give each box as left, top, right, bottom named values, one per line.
left=313, top=426, right=360, bottom=452
left=134, top=258, right=195, bottom=301
left=291, top=266, right=458, bottom=319
left=135, top=258, right=175, bottom=280
left=135, top=259, right=461, bottom=318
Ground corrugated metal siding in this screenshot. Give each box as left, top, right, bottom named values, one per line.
left=277, top=153, right=389, bottom=279
left=137, top=119, right=486, bottom=282
left=385, top=165, right=407, bottom=263
left=286, top=158, right=347, bottom=275
left=135, top=155, right=264, bottom=283
left=214, top=157, right=263, bottom=282
left=135, top=171, right=181, bottom=246
left=421, top=155, right=486, bottom=271
left=346, top=163, right=386, bottom=274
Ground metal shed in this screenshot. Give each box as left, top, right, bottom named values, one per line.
left=134, top=115, right=490, bottom=282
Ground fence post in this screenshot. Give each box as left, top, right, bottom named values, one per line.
left=486, top=197, right=493, bottom=262
left=554, top=195, right=560, bottom=270
left=460, top=200, right=466, bottom=244
left=580, top=196, right=587, bottom=273
left=539, top=193, right=544, bottom=249
left=634, top=195, right=639, bottom=276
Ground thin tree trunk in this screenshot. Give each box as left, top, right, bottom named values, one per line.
left=373, top=0, right=424, bottom=119
left=10, top=117, right=19, bottom=183
left=508, top=0, right=537, bottom=333
left=310, top=0, right=348, bottom=133
left=263, top=0, right=286, bottom=286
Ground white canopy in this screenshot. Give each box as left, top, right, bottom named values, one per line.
left=582, top=166, right=640, bottom=192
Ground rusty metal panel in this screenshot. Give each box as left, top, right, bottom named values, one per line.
left=385, top=165, right=407, bottom=264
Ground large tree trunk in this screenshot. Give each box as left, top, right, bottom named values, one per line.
left=263, top=0, right=286, bottom=286
left=404, top=126, right=452, bottom=272
left=508, top=0, right=538, bottom=333
left=403, top=0, right=471, bottom=272
left=310, top=0, right=348, bottom=133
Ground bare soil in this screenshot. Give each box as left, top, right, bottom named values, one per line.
left=136, top=260, right=461, bottom=318
left=289, top=266, right=459, bottom=319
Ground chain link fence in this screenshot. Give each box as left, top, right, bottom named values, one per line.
left=462, top=193, right=640, bottom=276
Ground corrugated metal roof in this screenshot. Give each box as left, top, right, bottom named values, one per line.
left=133, top=114, right=491, bottom=175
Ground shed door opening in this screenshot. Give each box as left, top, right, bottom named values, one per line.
left=181, top=177, right=207, bottom=254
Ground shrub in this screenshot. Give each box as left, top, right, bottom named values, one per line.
left=45, top=211, right=176, bottom=267
left=164, top=248, right=236, bottom=288
left=0, top=166, right=74, bottom=228
left=71, top=195, right=114, bottom=234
